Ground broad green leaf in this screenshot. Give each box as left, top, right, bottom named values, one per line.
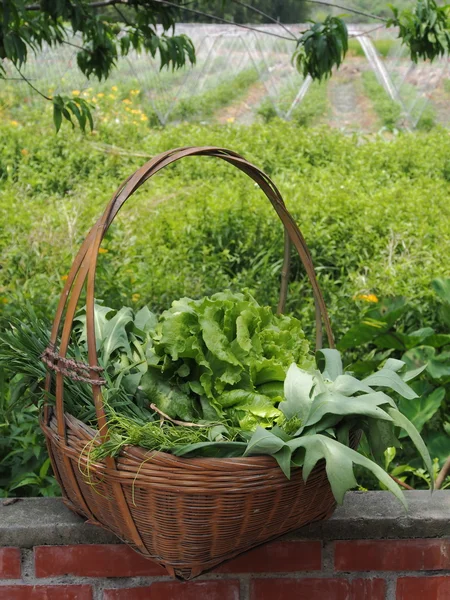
left=316, top=349, right=343, bottom=381
left=432, top=277, right=450, bottom=303
left=337, top=319, right=388, bottom=351
left=363, top=368, right=418, bottom=399
left=257, top=381, right=284, bottom=399
left=424, top=431, right=450, bottom=467
left=366, top=419, right=401, bottom=464
left=272, top=446, right=292, bottom=479
left=134, top=306, right=157, bottom=334
left=305, top=390, right=393, bottom=428
left=53, top=103, right=62, bottom=133
left=402, top=364, right=428, bottom=382
left=330, top=374, right=373, bottom=396
left=387, top=407, right=434, bottom=488
left=432, top=277, right=450, bottom=328
left=399, top=387, right=445, bottom=434
left=141, top=370, right=197, bottom=421
left=173, top=441, right=247, bottom=458
left=279, top=363, right=314, bottom=421
left=288, top=434, right=406, bottom=508
left=101, top=307, right=134, bottom=364
left=375, top=328, right=435, bottom=351
left=244, top=426, right=287, bottom=456
left=121, top=372, right=144, bottom=396
left=39, top=458, right=51, bottom=479
left=403, top=346, right=450, bottom=384
left=383, top=358, right=406, bottom=372
left=75, top=304, right=116, bottom=350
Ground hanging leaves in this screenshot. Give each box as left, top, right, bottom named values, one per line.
left=388, top=0, right=450, bottom=63
left=52, top=95, right=94, bottom=133
left=292, top=16, right=349, bottom=81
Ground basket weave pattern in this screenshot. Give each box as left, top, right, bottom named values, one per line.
left=42, top=147, right=341, bottom=579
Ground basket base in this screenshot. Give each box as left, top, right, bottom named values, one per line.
left=43, top=412, right=343, bottom=579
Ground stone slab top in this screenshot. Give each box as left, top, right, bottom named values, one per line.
left=0, top=491, right=448, bottom=548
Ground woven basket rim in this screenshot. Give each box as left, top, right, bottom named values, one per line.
left=49, top=410, right=300, bottom=470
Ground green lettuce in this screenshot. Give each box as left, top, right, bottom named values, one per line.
left=150, top=290, right=313, bottom=427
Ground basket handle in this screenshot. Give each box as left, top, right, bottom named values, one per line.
left=45, top=147, right=334, bottom=440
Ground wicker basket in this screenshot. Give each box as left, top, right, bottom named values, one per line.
left=41, top=147, right=344, bottom=579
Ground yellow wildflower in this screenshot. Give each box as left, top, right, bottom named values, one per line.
left=109, top=94, right=116, bottom=100
left=122, top=99, right=132, bottom=105
left=132, top=293, right=141, bottom=302
left=354, top=293, right=379, bottom=303
left=227, top=117, right=235, bottom=123
left=130, top=89, right=140, bottom=95
left=111, top=85, right=118, bottom=92
left=72, top=90, right=81, bottom=96
left=98, top=248, right=109, bottom=254
left=10, top=120, right=19, bottom=126
left=21, top=149, right=29, bottom=156
left=61, top=275, right=69, bottom=281
left=130, top=109, right=141, bottom=115
left=140, top=114, right=148, bottom=122
left=97, top=93, right=105, bottom=98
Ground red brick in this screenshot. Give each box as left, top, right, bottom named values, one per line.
left=335, top=539, right=450, bottom=572
left=214, top=541, right=322, bottom=573
left=250, top=578, right=386, bottom=600
left=351, top=578, right=386, bottom=599
left=0, top=585, right=92, bottom=600
left=103, top=580, right=240, bottom=600
left=35, top=544, right=166, bottom=578
left=0, top=548, right=21, bottom=579
left=397, top=576, right=450, bottom=600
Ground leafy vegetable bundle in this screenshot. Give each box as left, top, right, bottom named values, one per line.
left=0, top=291, right=433, bottom=506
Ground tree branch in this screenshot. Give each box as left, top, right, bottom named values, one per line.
left=14, top=66, right=52, bottom=101
left=435, top=456, right=450, bottom=490
left=26, top=0, right=120, bottom=8
left=229, top=0, right=297, bottom=40
left=302, top=0, right=389, bottom=23
left=153, top=0, right=296, bottom=40
left=390, top=475, right=414, bottom=491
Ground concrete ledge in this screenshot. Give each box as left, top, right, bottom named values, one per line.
left=1, top=491, right=448, bottom=548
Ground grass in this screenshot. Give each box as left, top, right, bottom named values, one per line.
left=362, top=72, right=437, bottom=131
left=257, top=80, right=329, bottom=127
left=1, top=101, right=449, bottom=336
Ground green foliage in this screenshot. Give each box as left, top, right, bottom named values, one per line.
left=388, top=0, right=450, bottom=63
left=0, top=367, right=60, bottom=497
left=0, top=0, right=195, bottom=130
left=52, top=95, right=94, bottom=133
left=293, top=16, right=349, bottom=81
left=341, top=278, right=450, bottom=486
left=1, top=291, right=434, bottom=507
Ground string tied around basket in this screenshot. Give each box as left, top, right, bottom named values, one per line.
left=41, top=343, right=107, bottom=386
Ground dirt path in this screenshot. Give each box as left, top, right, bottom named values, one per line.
left=215, top=81, right=267, bottom=125
left=327, top=62, right=378, bottom=132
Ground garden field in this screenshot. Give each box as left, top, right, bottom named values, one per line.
left=1, top=87, right=450, bottom=496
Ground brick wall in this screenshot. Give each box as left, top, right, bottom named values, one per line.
left=1, top=493, right=449, bottom=600
left=1, top=538, right=450, bottom=599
